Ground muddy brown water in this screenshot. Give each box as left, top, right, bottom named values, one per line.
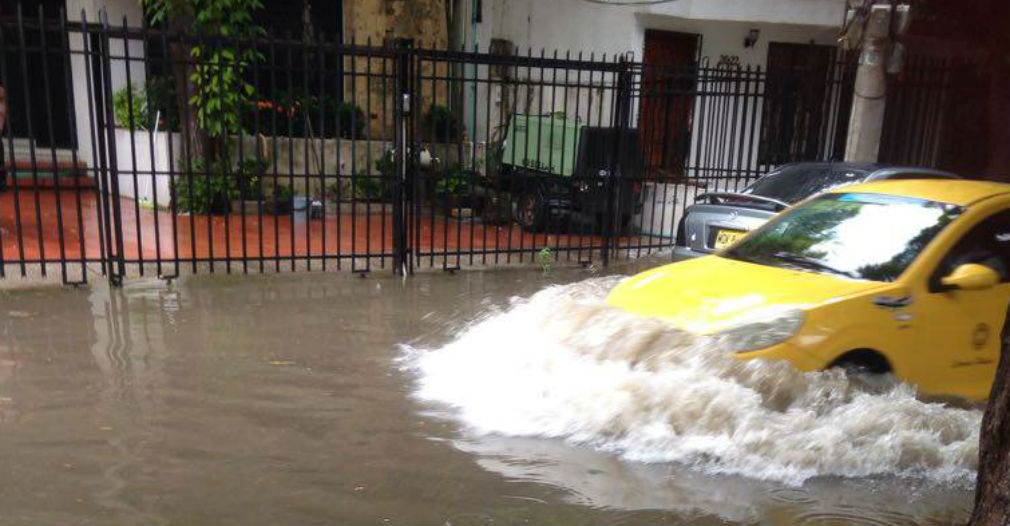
left=0, top=262, right=975, bottom=525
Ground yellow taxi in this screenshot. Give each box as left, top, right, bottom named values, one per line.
left=607, top=179, right=1010, bottom=400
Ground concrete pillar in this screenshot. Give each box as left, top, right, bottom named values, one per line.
left=844, top=4, right=891, bottom=163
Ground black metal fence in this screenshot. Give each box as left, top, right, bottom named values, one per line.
left=0, top=7, right=951, bottom=285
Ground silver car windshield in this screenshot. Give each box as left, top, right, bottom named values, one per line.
left=743, top=165, right=872, bottom=203
left=723, top=192, right=964, bottom=282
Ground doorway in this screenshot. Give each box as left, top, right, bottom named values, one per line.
left=638, top=29, right=699, bottom=179
left=1, top=0, right=75, bottom=149
left=759, top=41, right=835, bottom=164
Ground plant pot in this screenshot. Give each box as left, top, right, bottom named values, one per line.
left=265, top=199, right=292, bottom=215
left=231, top=199, right=263, bottom=216
left=450, top=207, right=475, bottom=219
left=439, top=193, right=472, bottom=216
left=209, top=194, right=232, bottom=216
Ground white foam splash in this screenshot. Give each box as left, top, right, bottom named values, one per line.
left=403, top=277, right=982, bottom=485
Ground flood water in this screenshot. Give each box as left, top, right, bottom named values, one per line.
left=0, top=262, right=980, bottom=525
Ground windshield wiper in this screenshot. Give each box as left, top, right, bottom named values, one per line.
left=770, top=251, right=857, bottom=279
left=723, top=249, right=767, bottom=266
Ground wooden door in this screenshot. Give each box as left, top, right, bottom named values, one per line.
left=639, top=30, right=699, bottom=180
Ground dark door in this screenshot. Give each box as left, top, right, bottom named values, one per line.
left=759, top=42, right=834, bottom=165
left=0, top=0, right=74, bottom=148
left=639, top=29, right=698, bottom=180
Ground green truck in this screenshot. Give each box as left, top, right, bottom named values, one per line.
left=497, top=113, right=645, bottom=232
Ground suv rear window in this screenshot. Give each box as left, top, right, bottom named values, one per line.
left=744, top=165, right=872, bottom=204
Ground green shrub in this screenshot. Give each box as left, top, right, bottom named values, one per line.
left=327, top=151, right=396, bottom=203
left=435, top=163, right=473, bottom=196
left=422, top=104, right=460, bottom=142
left=112, top=77, right=180, bottom=131
left=247, top=94, right=365, bottom=139
left=145, top=76, right=180, bottom=132
left=171, top=157, right=238, bottom=215
left=271, top=183, right=293, bottom=213
left=375, top=150, right=395, bottom=179
left=335, top=101, right=366, bottom=139
left=235, top=157, right=267, bottom=200
left=113, top=84, right=149, bottom=129
left=328, top=172, right=389, bottom=203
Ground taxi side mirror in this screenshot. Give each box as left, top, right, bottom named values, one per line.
left=940, top=263, right=1000, bottom=291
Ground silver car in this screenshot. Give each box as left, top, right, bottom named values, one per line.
left=673, top=162, right=960, bottom=259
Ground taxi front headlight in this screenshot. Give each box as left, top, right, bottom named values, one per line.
left=716, top=309, right=806, bottom=353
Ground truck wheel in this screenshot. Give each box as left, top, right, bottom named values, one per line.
left=518, top=192, right=546, bottom=232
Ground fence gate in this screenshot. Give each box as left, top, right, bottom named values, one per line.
left=400, top=48, right=635, bottom=273
left=0, top=6, right=956, bottom=286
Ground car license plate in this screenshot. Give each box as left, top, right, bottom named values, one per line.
left=713, top=229, right=747, bottom=250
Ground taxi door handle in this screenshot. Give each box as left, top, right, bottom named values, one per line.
left=873, top=295, right=912, bottom=309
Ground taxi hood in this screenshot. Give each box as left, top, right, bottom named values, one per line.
left=606, top=256, right=891, bottom=334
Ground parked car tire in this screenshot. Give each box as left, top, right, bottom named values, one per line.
left=517, top=191, right=546, bottom=232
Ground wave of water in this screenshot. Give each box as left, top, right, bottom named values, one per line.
left=402, top=276, right=982, bottom=485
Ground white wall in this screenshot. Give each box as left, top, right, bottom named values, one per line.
left=66, top=0, right=147, bottom=170
left=113, top=128, right=177, bottom=205
left=479, top=0, right=843, bottom=64
left=456, top=0, right=843, bottom=144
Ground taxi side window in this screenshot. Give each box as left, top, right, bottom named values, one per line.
left=930, top=210, right=1010, bottom=292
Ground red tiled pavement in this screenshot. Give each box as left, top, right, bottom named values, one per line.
left=2, top=189, right=645, bottom=267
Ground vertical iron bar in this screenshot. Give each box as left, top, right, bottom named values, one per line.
left=364, top=38, right=373, bottom=271
left=15, top=5, right=47, bottom=275
left=302, top=32, right=312, bottom=271
left=603, top=56, right=631, bottom=267
left=79, top=12, right=110, bottom=278
left=159, top=20, right=180, bottom=278
left=236, top=30, right=249, bottom=274
left=120, top=15, right=143, bottom=274
left=268, top=32, right=280, bottom=272
left=139, top=17, right=164, bottom=277
left=252, top=31, right=264, bottom=273
left=285, top=31, right=295, bottom=271
left=220, top=32, right=233, bottom=274
left=333, top=37, right=343, bottom=270
left=99, top=10, right=126, bottom=283
left=349, top=38, right=358, bottom=269
left=58, top=12, right=88, bottom=282
left=316, top=32, right=328, bottom=270
left=0, top=18, right=11, bottom=277
left=36, top=6, right=69, bottom=282
left=177, top=27, right=198, bottom=274
left=378, top=48, right=387, bottom=269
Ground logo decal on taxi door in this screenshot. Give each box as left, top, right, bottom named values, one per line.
left=972, top=323, right=991, bottom=350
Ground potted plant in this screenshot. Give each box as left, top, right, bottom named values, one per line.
left=266, top=183, right=294, bottom=215
left=171, top=156, right=237, bottom=215
left=422, top=104, right=460, bottom=143
left=112, top=77, right=180, bottom=131
left=334, top=101, right=366, bottom=139
left=229, top=158, right=268, bottom=215
left=435, top=163, right=477, bottom=217
left=327, top=151, right=395, bottom=207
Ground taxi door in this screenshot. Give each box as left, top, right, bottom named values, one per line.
left=916, top=208, right=1010, bottom=400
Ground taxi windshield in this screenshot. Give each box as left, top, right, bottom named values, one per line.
left=724, top=192, right=963, bottom=282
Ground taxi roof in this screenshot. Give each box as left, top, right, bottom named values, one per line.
left=827, top=179, right=1010, bottom=206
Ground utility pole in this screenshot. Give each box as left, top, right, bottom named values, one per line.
left=842, top=2, right=909, bottom=163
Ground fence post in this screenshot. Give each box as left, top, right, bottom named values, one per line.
left=602, top=56, right=633, bottom=268
left=98, top=10, right=125, bottom=285
left=392, top=39, right=413, bottom=276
